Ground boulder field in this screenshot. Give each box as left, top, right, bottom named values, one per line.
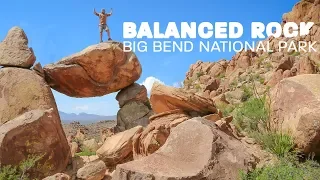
left=0, top=0, right=320, bottom=179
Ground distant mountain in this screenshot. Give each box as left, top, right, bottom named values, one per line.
left=59, top=111, right=116, bottom=124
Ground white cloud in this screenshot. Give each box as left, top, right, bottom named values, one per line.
left=73, top=105, right=89, bottom=111
left=141, top=76, right=165, bottom=94
left=172, top=82, right=183, bottom=88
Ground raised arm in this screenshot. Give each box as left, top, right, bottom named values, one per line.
left=93, top=8, right=99, bottom=16
left=107, top=8, right=113, bottom=16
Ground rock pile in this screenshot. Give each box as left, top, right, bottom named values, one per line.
left=114, top=118, right=257, bottom=180
left=0, top=27, right=70, bottom=178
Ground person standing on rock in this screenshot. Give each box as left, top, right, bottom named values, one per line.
left=94, top=8, right=112, bottom=42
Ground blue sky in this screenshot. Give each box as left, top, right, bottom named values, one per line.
left=0, top=0, right=299, bottom=116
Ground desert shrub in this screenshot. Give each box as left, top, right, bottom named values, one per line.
left=145, top=100, right=152, bottom=109
left=252, top=73, right=265, bottom=84
left=233, top=96, right=268, bottom=132
left=257, top=55, right=267, bottom=65
left=253, top=132, right=294, bottom=157
left=240, top=154, right=320, bottom=180
left=290, top=51, right=300, bottom=57
left=183, top=79, right=193, bottom=88
left=240, top=85, right=253, bottom=102
left=194, top=84, right=201, bottom=91
left=0, top=154, right=44, bottom=180
left=215, top=101, right=236, bottom=117
left=196, top=71, right=204, bottom=78
left=265, top=62, right=273, bottom=70
left=75, top=147, right=96, bottom=157
left=229, top=79, right=238, bottom=89
left=217, top=73, right=225, bottom=79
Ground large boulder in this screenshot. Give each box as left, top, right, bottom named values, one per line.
left=43, top=41, right=142, bottom=97
left=150, top=82, right=217, bottom=116
left=116, top=83, right=148, bottom=108
left=96, top=126, right=143, bottom=166
left=114, top=118, right=257, bottom=180
left=43, top=173, right=70, bottom=180
left=0, top=109, right=70, bottom=178
left=0, top=68, right=57, bottom=125
left=133, top=109, right=190, bottom=159
left=0, top=27, right=36, bottom=68
left=76, top=160, right=107, bottom=180
left=270, top=74, right=320, bottom=155
left=116, top=101, right=152, bottom=132
left=0, top=68, right=70, bottom=178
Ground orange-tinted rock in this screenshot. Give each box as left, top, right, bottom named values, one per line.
left=43, top=173, right=70, bottom=180
left=298, top=56, right=317, bottom=75
left=133, top=110, right=190, bottom=159
left=96, top=126, right=143, bottom=166
left=114, top=118, right=257, bottom=180
left=43, top=41, right=142, bottom=97
left=76, top=160, right=107, bottom=180
left=150, top=82, right=217, bottom=115
left=0, top=109, right=70, bottom=178
left=270, top=74, right=320, bottom=155
left=267, top=69, right=283, bottom=87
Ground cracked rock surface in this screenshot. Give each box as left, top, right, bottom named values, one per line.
left=43, top=41, right=142, bottom=97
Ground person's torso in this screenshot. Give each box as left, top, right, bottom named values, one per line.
left=99, top=14, right=107, bottom=24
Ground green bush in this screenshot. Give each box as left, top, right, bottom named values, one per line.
left=253, top=132, right=294, bottom=158
left=257, top=55, right=267, bottom=65
left=241, top=86, right=253, bottom=102
left=229, top=79, right=238, bottom=89
left=75, top=147, right=96, bottom=157
left=233, top=96, right=268, bottom=132
left=252, top=73, right=265, bottom=84
left=290, top=51, right=300, bottom=57
left=265, top=62, right=273, bottom=70
left=0, top=154, right=44, bottom=180
left=196, top=71, right=204, bottom=78
left=217, top=73, right=225, bottom=79
left=240, top=154, right=320, bottom=180
left=215, top=102, right=236, bottom=117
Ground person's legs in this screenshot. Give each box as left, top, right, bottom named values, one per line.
left=106, top=25, right=112, bottom=40
left=99, top=25, right=104, bottom=43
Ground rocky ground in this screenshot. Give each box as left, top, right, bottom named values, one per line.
left=62, top=121, right=116, bottom=141
left=0, top=0, right=319, bottom=180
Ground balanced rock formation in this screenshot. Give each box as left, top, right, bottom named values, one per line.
left=270, top=74, right=320, bottom=155
left=114, top=118, right=257, bottom=180
left=43, top=42, right=142, bottom=97
left=0, top=27, right=36, bottom=68
left=115, top=83, right=153, bottom=132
